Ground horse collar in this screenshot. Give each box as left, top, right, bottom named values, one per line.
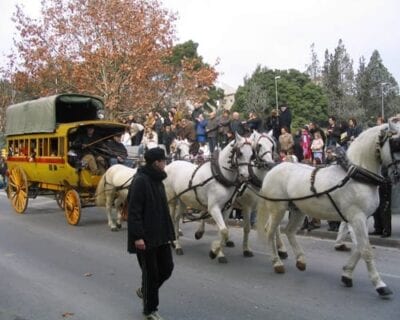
left=211, top=150, right=239, bottom=187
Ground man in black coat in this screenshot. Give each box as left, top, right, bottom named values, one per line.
left=279, top=104, right=292, bottom=133
left=127, top=147, right=175, bottom=320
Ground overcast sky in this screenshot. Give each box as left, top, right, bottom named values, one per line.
left=1, top=0, right=399, bottom=89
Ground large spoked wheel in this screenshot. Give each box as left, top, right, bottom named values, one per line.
left=8, top=167, right=29, bottom=214
left=64, top=189, right=81, bottom=225
left=55, top=192, right=65, bottom=209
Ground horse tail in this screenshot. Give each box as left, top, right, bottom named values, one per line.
left=95, top=172, right=107, bottom=207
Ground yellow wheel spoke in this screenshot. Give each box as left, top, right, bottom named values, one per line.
left=8, top=167, right=28, bottom=214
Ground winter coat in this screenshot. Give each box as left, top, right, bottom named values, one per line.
left=195, top=119, right=208, bottom=143
left=127, top=165, right=175, bottom=253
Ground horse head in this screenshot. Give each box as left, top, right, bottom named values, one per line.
left=386, top=115, right=400, bottom=183
left=175, top=139, right=191, bottom=160
left=251, top=130, right=277, bottom=167
left=229, top=132, right=254, bottom=183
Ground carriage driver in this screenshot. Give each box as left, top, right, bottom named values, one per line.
left=105, top=135, right=134, bottom=168
left=71, top=125, right=107, bottom=175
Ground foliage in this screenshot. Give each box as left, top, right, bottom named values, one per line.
left=4, top=0, right=218, bottom=120
left=320, top=41, right=398, bottom=125
left=321, top=39, right=358, bottom=118
left=234, top=66, right=328, bottom=127
left=305, top=43, right=321, bottom=83
left=361, top=50, right=398, bottom=121
left=161, top=40, right=219, bottom=113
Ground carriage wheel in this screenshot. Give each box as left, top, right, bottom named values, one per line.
left=55, top=192, right=65, bottom=209
left=64, top=189, right=81, bottom=225
left=8, top=167, right=29, bottom=214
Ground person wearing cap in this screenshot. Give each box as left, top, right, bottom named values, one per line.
left=127, top=147, right=175, bottom=320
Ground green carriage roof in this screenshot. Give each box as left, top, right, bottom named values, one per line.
left=5, top=94, right=104, bottom=136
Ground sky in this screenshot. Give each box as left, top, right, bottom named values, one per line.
left=1, top=0, right=399, bottom=89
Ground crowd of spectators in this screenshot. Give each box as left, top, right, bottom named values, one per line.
left=116, top=104, right=391, bottom=238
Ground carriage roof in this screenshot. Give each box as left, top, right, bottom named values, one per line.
left=5, top=94, right=104, bottom=136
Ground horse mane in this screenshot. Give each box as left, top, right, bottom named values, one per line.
left=346, top=124, right=387, bottom=172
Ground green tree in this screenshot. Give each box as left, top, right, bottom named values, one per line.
left=305, top=43, right=321, bottom=83
left=233, top=66, right=327, bottom=128
left=363, top=50, right=398, bottom=120
left=161, top=40, right=219, bottom=113
left=321, top=39, right=358, bottom=119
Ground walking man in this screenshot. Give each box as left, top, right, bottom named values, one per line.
left=127, top=147, right=175, bottom=320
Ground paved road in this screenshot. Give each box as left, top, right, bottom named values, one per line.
left=0, top=192, right=399, bottom=320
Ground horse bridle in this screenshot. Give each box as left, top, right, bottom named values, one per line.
left=229, top=138, right=254, bottom=169
left=254, top=133, right=277, bottom=167
left=378, top=129, right=400, bottom=182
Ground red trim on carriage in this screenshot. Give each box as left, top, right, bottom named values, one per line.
left=7, top=156, right=66, bottom=164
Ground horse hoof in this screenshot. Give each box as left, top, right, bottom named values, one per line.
left=194, top=231, right=204, bottom=240
left=278, top=251, right=288, bottom=259
left=296, top=261, right=306, bottom=271
left=225, top=240, right=235, bottom=248
left=341, top=276, right=353, bottom=287
left=179, top=230, right=184, bottom=236
left=377, top=286, right=393, bottom=297
left=243, top=250, right=254, bottom=258
left=218, top=256, right=228, bottom=264
left=209, top=250, right=217, bottom=260
left=175, top=248, right=184, bottom=256
left=111, top=227, right=118, bottom=232
left=116, top=223, right=122, bottom=229
left=274, top=265, right=285, bottom=274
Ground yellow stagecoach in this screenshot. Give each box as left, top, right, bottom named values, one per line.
left=5, top=94, right=126, bottom=225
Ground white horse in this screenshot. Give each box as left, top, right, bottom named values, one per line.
left=164, top=132, right=254, bottom=263
left=95, top=164, right=137, bottom=231
left=194, top=130, right=288, bottom=258
left=257, top=117, right=400, bottom=297
left=171, top=138, right=191, bottom=160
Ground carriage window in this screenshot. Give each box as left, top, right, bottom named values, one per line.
left=8, top=140, right=15, bottom=156
left=38, top=138, right=48, bottom=157
left=30, top=139, right=37, bottom=158
left=18, top=139, right=28, bottom=156
left=50, top=138, right=58, bottom=156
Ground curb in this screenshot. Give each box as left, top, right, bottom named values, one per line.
left=223, top=220, right=400, bottom=250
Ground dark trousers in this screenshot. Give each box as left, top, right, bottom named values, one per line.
left=372, top=182, right=392, bottom=234
left=207, top=136, right=217, bottom=153
left=136, top=244, right=174, bottom=315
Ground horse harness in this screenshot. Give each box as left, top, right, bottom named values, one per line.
left=378, top=128, right=400, bottom=183
left=253, top=133, right=278, bottom=166
left=170, top=139, right=253, bottom=218
left=249, top=135, right=396, bottom=223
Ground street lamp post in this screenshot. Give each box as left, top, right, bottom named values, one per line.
left=381, top=82, right=387, bottom=120
left=274, top=76, right=281, bottom=114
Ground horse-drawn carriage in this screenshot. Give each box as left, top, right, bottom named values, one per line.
left=5, top=94, right=126, bottom=225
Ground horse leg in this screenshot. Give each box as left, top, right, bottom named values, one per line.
left=344, top=218, right=392, bottom=297
left=284, top=208, right=306, bottom=271
left=275, top=226, right=288, bottom=259
left=106, top=191, right=118, bottom=231
left=172, top=201, right=184, bottom=255
left=223, top=208, right=235, bottom=248
left=265, top=205, right=287, bottom=273
left=242, top=207, right=253, bottom=257
left=208, top=206, right=229, bottom=263
left=195, top=219, right=205, bottom=240
left=114, top=196, right=124, bottom=229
